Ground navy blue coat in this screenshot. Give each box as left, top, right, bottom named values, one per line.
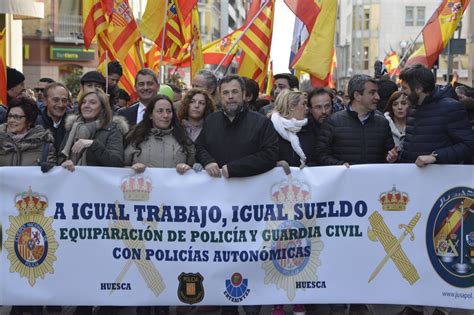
left=400, top=85, right=474, bottom=164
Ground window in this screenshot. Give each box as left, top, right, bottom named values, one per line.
left=363, top=8, right=370, bottom=30
left=405, top=6, right=414, bottom=26
left=416, top=7, right=425, bottom=26
left=406, top=6, right=425, bottom=26
left=363, top=46, right=369, bottom=70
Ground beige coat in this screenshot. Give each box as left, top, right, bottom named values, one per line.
left=0, top=124, right=55, bottom=166
left=124, top=128, right=195, bottom=168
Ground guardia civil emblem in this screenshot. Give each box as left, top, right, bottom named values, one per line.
left=4, top=187, right=58, bottom=286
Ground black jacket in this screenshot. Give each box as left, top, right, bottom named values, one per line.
left=118, top=102, right=139, bottom=127
left=35, top=109, right=67, bottom=156
left=316, top=108, right=394, bottom=165
left=400, top=85, right=474, bottom=164
left=196, top=108, right=279, bottom=177
left=276, top=125, right=318, bottom=167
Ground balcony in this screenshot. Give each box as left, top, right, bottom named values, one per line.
left=53, top=14, right=84, bottom=44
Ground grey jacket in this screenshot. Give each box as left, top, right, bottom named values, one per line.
left=124, top=128, right=195, bottom=168
left=0, top=124, right=55, bottom=166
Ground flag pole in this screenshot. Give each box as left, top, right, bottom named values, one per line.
left=390, top=5, right=441, bottom=79
left=105, top=50, right=109, bottom=94
left=135, top=42, right=145, bottom=68
left=213, top=0, right=270, bottom=74
left=158, top=0, right=169, bottom=82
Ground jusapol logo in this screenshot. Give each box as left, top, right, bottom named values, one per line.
left=223, top=273, right=250, bottom=303
left=426, top=187, right=474, bottom=288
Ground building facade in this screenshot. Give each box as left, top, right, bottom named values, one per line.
left=337, top=0, right=472, bottom=88
left=22, top=0, right=98, bottom=89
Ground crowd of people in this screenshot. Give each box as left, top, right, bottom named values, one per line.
left=0, top=61, right=473, bottom=315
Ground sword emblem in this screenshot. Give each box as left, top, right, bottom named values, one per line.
left=367, top=211, right=421, bottom=285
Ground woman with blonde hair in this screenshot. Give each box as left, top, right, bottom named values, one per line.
left=270, top=89, right=317, bottom=168
left=60, top=89, right=128, bottom=171
left=177, top=88, right=215, bottom=141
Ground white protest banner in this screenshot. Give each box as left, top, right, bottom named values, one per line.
left=0, top=164, right=472, bottom=309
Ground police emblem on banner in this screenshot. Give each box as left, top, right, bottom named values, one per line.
left=426, top=187, right=474, bottom=288
left=262, top=176, right=324, bottom=301
left=4, top=187, right=58, bottom=286
left=223, top=272, right=250, bottom=303
left=178, top=272, right=204, bottom=304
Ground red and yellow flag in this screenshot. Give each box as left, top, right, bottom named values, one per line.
left=290, top=0, right=336, bottom=82
left=106, top=0, right=141, bottom=61
left=310, top=48, right=336, bottom=88
left=384, top=51, right=401, bottom=76
left=140, top=0, right=197, bottom=61
left=0, top=28, right=6, bottom=106
left=82, top=0, right=110, bottom=49
left=284, top=0, right=321, bottom=32
left=178, top=30, right=242, bottom=67
left=406, top=0, right=471, bottom=67
left=237, top=0, right=275, bottom=90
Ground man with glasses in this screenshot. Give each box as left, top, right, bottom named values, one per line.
left=36, top=82, right=71, bottom=157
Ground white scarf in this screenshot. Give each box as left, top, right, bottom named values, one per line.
left=271, top=112, right=308, bottom=167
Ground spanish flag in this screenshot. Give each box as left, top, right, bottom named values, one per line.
left=406, top=0, right=470, bottom=67
left=289, top=0, right=337, bottom=82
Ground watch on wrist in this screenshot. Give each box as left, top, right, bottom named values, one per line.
left=431, top=151, right=438, bottom=162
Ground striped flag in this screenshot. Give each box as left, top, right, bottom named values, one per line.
left=140, top=0, right=197, bottom=61
left=106, top=0, right=141, bottom=61
left=178, top=30, right=242, bottom=67
left=406, top=0, right=470, bottom=67
left=237, top=0, right=275, bottom=90
left=82, top=0, right=110, bottom=49
left=0, top=28, right=6, bottom=106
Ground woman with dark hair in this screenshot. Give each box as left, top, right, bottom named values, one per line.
left=0, top=96, right=55, bottom=166
left=383, top=91, right=409, bottom=149
left=177, top=88, right=215, bottom=141
left=60, top=90, right=128, bottom=171
left=125, top=94, right=195, bottom=174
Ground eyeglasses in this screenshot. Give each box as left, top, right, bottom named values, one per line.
left=34, top=88, right=44, bottom=93
left=7, top=114, right=26, bottom=121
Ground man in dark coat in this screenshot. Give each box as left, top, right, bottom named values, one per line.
left=316, top=74, right=397, bottom=166
left=118, top=68, right=159, bottom=127
left=196, top=74, right=279, bottom=178
left=35, top=82, right=70, bottom=157
left=399, top=64, right=474, bottom=166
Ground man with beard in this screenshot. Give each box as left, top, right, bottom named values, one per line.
left=316, top=74, right=397, bottom=166
left=118, top=68, right=159, bottom=127
left=196, top=74, right=279, bottom=179
left=399, top=64, right=474, bottom=166
left=307, top=88, right=334, bottom=137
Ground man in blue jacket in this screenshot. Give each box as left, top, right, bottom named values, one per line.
left=399, top=64, right=474, bottom=166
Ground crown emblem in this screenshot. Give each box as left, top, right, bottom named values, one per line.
left=121, top=174, right=152, bottom=201
left=14, top=187, right=48, bottom=216
left=379, top=185, right=409, bottom=211
left=271, top=179, right=311, bottom=205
